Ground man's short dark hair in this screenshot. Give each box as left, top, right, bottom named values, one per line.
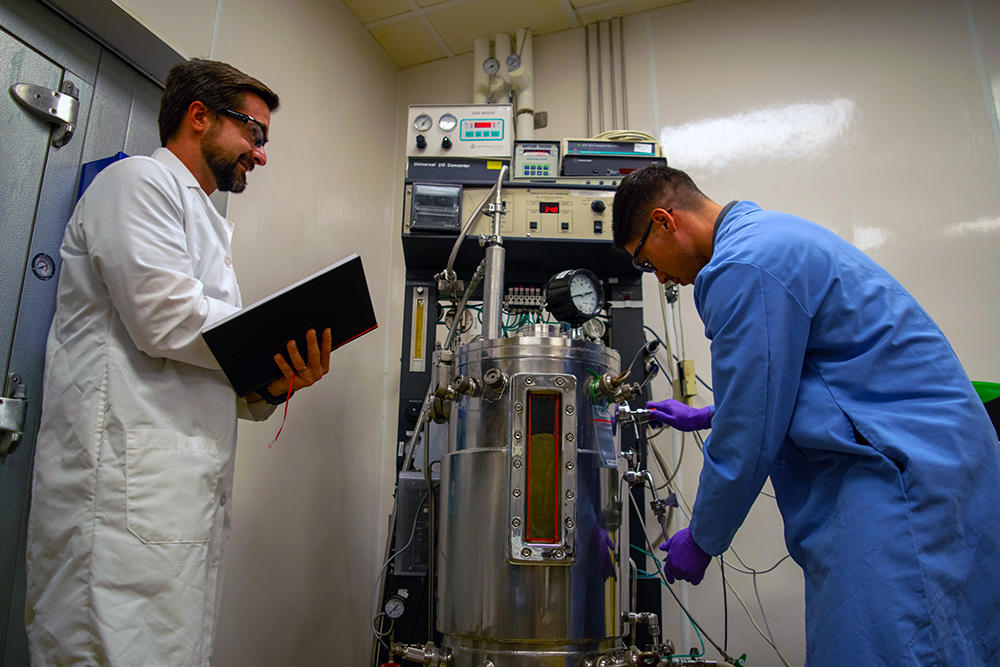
left=158, top=59, right=280, bottom=146
left=612, top=165, right=706, bottom=251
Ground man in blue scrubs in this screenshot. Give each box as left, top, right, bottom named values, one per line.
left=612, top=165, right=1000, bottom=665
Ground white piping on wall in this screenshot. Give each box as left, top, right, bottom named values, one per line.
left=512, top=28, right=534, bottom=139
left=472, top=36, right=491, bottom=104
left=491, top=32, right=513, bottom=101
left=470, top=31, right=535, bottom=139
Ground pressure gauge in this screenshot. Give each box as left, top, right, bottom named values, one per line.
left=438, top=113, right=457, bottom=132
left=506, top=53, right=522, bottom=71
left=545, top=269, right=606, bottom=328
left=413, top=113, right=433, bottom=132
left=384, top=595, right=405, bottom=619
left=581, top=317, right=606, bottom=341
left=483, top=58, right=500, bottom=75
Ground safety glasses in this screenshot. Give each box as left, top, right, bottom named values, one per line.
left=631, top=208, right=671, bottom=273
left=220, top=109, right=268, bottom=148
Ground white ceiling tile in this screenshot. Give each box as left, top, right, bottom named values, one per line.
left=341, top=0, right=412, bottom=25
left=337, top=0, right=685, bottom=68
left=577, top=0, right=688, bottom=24
left=370, top=16, right=449, bottom=68
left=426, top=0, right=573, bottom=55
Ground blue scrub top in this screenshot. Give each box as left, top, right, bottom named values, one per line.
left=690, top=201, right=1000, bottom=666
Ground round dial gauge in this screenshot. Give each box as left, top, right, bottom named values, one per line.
left=413, top=113, right=433, bottom=132
left=545, top=269, right=606, bottom=328
left=505, top=53, right=522, bottom=71
left=384, top=596, right=405, bottom=619
left=438, top=113, right=458, bottom=132
left=483, top=58, right=500, bottom=75
left=581, top=317, right=606, bottom=341
left=569, top=272, right=601, bottom=315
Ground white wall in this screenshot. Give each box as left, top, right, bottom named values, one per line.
left=212, top=3, right=400, bottom=665
left=398, top=0, right=1000, bottom=664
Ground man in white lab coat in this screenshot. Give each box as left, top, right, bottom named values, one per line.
left=25, top=59, right=332, bottom=667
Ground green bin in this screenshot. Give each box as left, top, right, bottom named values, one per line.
left=972, top=381, right=1000, bottom=404
left=973, top=381, right=1000, bottom=438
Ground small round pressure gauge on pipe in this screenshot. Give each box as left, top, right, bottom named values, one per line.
left=438, top=113, right=457, bottom=132
left=413, top=113, right=432, bottom=132
left=545, top=269, right=606, bottom=328
left=384, top=595, right=405, bottom=619
left=581, top=317, right=606, bottom=341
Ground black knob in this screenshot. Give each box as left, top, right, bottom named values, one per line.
left=442, top=136, right=452, bottom=150
left=591, top=199, right=606, bottom=213
left=416, top=135, right=427, bottom=149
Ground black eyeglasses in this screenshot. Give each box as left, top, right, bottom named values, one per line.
left=631, top=208, right=671, bottom=273
left=220, top=109, right=268, bottom=148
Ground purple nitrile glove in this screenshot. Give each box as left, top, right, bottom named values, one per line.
left=658, top=527, right=712, bottom=585
left=645, top=398, right=713, bottom=431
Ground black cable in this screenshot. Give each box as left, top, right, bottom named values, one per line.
left=645, top=424, right=667, bottom=440
left=627, top=487, right=734, bottom=664
left=408, top=566, right=429, bottom=644
left=721, top=556, right=728, bottom=652
left=642, top=326, right=669, bottom=363
left=692, top=431, right=777, bottom=500
left=643, top=325, right=714, bottom=392
left=627, top=339, right=658, bottom=377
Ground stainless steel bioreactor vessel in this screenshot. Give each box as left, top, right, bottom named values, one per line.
left=380, top=139, right=678, bottom=667
left=438, top=327, right=625, bottom=666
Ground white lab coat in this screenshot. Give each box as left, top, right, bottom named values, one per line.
left=26, top=148, right=272, bottom=667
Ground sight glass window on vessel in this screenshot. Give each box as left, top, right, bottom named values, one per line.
left=525, top=391, right=561, bottom=544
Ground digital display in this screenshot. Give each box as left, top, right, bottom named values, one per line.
left=474, top=121, right=493, bottom=128
left=540, top=202, right=560, bottom=214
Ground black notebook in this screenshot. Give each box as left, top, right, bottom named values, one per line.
left=202, top=253, right=378, bottom=397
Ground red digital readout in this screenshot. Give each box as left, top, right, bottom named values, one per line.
left=540, top=203, right=560, bottom=214
left=474, top=121, right=493, bottom=128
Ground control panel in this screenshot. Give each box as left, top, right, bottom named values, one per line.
left=513, top=141, right=560, bottom=180
left=407, top=104, right=514, bottom=159
left=562, top=138, right=666, bottom=177
left=403, top=184, right=614, bottom=240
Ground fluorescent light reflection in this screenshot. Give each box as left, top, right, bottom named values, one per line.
left=659, top=99, right=856, bottom=171
left=942, top=218, right=1000, bottom=236
left=852, top=225, right=889, bottom=252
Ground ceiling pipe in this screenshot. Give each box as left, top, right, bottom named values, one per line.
left=585, top=23, right=592, bottom=137
left=596, top=21, right=604, bottom=133
left=609, top=19, right=617, bottom=130
left=511, top=28, right=534, bottom=140
left=473, top=36, right=491, bottom=104
left=490, top=32, right=513, bottom=102
left=620, top=15, right=628, bottom=128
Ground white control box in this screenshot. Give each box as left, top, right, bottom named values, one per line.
left=407, top=104, right=514, bottom=159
